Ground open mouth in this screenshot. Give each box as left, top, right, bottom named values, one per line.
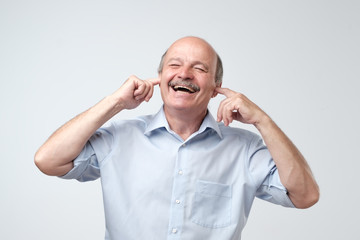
left=172, top=85, right=196, bottom=93
left=168, top=81, right=200, bottom=94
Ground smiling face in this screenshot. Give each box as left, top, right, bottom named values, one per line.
left=159, top=37, right=219, bottom=117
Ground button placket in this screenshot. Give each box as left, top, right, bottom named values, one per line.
left=167, top=142, right=189, bottom=239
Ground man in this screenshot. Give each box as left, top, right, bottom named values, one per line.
left=35, top=36, right=319, bottom=239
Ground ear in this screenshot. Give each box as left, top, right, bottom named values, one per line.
left=212, top=82, right=222, bottom=98
left=158, top=73, right=162, bottom=85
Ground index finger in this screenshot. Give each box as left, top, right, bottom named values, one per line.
left=215, top=87, right=236, bottom=97
left=149, top=77, right=160, bottom=86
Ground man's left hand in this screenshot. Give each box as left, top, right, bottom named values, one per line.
left=215, top=87, right=267, bottom=127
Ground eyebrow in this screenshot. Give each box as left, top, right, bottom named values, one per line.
left=167, top=57, right=183, bottom=63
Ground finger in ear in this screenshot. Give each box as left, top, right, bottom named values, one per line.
left=212, top=91, right=218, bottom=98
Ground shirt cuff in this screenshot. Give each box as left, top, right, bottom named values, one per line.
left=59, top=142, right=100, bottom=182
left=256, top=166, right=295, bottom=208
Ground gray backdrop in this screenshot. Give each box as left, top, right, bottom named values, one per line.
left=1, top=0, right=359, bottom=239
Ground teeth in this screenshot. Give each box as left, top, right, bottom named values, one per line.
left=173, top=85, right=195, bottom=93
left=168, top=81, right=200, bottom=93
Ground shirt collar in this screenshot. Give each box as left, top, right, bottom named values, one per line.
left=144, top=106, right=223, bottom=139
left=144, top=106, right=171, bottom=135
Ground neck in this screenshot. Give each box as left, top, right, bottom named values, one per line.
left=163, top=106, right=207, bottom=141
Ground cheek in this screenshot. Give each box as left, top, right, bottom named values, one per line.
left=200, top=79, right=216, bottom=91
left=162, top=69, right=177, bottom=80
left=159, top=71, right=177, bottom=92
left=158, top=73, right=168, bottom=88
left=201, top=83, right=217, bottom=98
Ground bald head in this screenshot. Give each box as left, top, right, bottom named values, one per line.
left=158, top=37, right=223, bottom=85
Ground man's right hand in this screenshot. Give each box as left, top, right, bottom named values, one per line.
left=34, top=75, right=160, bottom=176
left=112, top=75, right=160, bottom=110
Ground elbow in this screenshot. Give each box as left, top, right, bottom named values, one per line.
left=34, top=149, right=73, bottom=177
left=293, top=187, right=320, bottom=209
left=34, top=149, right=62, bottom=176
left=34, top=150, right=53, bottom=176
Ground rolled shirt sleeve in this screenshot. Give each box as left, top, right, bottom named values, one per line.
left=248, top=136, right=295, bottom=208
left=60, top=142, right=100, bottom=182
left=59, top=122, right=115, bottom=182
left=256, top=166, right=295, bottom=208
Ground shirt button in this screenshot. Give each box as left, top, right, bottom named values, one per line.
left=178, top=170, right=183, bottom=175
left=175, top=199, right=180, bottom=204
left=182, top=143, right=186, bottom=147
left=172, top=228, right=177, bottom=234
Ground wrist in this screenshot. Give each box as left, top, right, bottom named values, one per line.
left=104, top=95, right=126, bottom=115
left=254, top=114, right=274, bottom=132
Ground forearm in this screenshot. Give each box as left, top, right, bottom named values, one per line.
left=215, top=87, right=319, bottom=208
left=34, top=95, right=123, bottom=176
left=255, top=116, right=320, bottom=208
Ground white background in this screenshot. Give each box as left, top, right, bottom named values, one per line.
left=1, top=0, right=359, bottom=239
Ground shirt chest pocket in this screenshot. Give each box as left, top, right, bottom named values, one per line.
left=191, top=180, right=232, bottom=228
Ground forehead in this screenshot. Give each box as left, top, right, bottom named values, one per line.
left=165, top=38, right=217, bottom=66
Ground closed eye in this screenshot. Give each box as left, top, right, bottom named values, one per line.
left=195, top=67, right=206, bottom=72
left=193, top=62, right=208, bottom=73
left=168, top=62, right=181, bottom=69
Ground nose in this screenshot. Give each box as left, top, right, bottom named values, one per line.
left=177, top=66, right=194, bottom=80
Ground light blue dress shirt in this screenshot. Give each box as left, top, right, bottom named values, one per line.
left=61, top=106, right=295, bottom=240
